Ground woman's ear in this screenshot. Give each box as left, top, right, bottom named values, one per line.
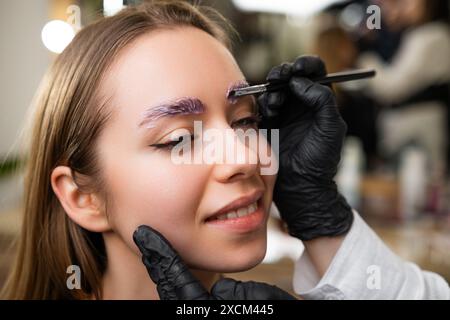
left=51, top=165, right=111, bottom=232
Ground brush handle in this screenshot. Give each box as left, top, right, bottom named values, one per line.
left=230, top=69, right=375, bottom=97
left=266, top=69, right=376, bottom=91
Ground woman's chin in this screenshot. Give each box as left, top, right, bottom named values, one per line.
left=194, top=242, right=267, bottom=274
left=219, top=252, right=266, bottom=273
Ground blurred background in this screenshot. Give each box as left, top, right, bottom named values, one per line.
left=0, top=0, right=449, bottom=295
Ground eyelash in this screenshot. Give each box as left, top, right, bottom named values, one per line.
left=231, top=114, right=262, bottom=130
left=151, top=134, right=195, bottom=150
left=150, top=114, right=262, bottom=151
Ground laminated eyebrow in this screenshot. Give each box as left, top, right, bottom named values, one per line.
left=226, top=80, right=249, bottom=104
left=139, top=97, right=205, bottom=128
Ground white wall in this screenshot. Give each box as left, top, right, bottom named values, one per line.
left=0, top=0, right=50, bottom=210
left=0, top=0, right=50, bottom=157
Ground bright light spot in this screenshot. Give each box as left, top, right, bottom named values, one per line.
left=41, top=20, right=75, bottom=54
left=340, top=3, right=365, bottom=30
left=231, top=0, right=347, bottom=18
left=103, top=0, right=124, bottom=16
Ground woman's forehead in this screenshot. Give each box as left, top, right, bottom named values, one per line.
left=99, top=27, right=246, bottom=128
left=106, top=27, right=241, bottom=92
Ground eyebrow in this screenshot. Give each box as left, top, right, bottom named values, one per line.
left=226, top=80, right=249, bottom=104
left=139, top=97, right=205, bottom=129
left=139, top=81, right=255, bottom=129
left=227, top=80, right=257, bottom=113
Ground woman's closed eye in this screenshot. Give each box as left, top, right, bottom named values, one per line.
left=150, top=114, right=262, bottom=151
left=150, top=132, right=196, bottom=151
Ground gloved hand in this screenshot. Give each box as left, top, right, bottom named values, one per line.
left=133, top=225, right=297, bottom=300
left=257, top=55, right=353, bottom=241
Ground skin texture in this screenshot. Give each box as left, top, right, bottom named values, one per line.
left=51, top=26, right=276, bottom=299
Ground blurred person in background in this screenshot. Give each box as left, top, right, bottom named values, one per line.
left=358, top=0, right=450, bottom=177
left=312, top=22, right=380, bottom=169
left=1, top=0, right=449, bottom=301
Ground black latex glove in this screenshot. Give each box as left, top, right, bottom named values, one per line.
left=133, top=225, right=296, bottom=300
left=257, top=55, right=353, bottom=241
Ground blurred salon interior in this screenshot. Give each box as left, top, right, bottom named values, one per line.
left=0, top=0, right=449, bottom=293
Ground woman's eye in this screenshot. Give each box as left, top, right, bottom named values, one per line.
left=150, top=134, right=195, bottom=151
left=231, top=114, right=262, bottom=129
left=149, top=115, right=261, bottom=151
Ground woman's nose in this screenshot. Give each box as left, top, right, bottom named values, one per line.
left=211, top=128, right=259, bottom=183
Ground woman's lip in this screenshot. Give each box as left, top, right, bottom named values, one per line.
left=204, top=189, right=264, bottom=222
left=205, top=198, right=266, bottom=233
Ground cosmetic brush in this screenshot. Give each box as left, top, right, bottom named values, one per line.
left=228, top=69, right=376, bottom=98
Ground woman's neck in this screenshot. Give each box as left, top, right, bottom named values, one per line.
left=100, top=231, right=219, bottom=299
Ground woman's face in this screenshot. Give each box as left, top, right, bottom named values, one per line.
left=96, top=27, right=277, bottom=273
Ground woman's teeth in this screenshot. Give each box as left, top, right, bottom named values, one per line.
left=214, top=202, right=258, bottom=220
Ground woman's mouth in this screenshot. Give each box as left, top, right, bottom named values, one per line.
left=210, top=201, right=258, bottom=220
left=204, top=190, right=266, bottom=233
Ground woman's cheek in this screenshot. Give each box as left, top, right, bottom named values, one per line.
left=107, top=159, right=206, bottom=253
left=111, top=192, right=197, bottom=256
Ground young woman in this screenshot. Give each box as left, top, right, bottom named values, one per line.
left=3, top=0, right=448, bottom=300
left=1, top=1, right=277, bottom=299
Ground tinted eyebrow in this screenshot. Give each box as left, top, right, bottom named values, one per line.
left=226, top=80, right=249, bottom=104
left=139, top=97, right=205, bottom=128
left=226, top=80, right=257, bottom=113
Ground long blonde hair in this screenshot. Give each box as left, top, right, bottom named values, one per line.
left=1, top=0, right=236, bottom=300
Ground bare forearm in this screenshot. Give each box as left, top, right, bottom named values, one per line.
left=303, top=235, right=345, bottom=277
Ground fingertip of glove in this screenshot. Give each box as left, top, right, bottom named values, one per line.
left=266, top=62, right=292, bottom=82
left=133, top=225, right=149, bottom=242
left=292, top=55, right=327, bottom=76
left=292, top=56, right=307, bottom=74
left=132, top=225, right=165, bottom=251
left=133, top=226, right=148, bottom=253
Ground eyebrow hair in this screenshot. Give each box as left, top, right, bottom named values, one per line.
left=226, top=80, right=257, bottom=113
left=226, top=80, right=249, bottom=104
left=139, top=97, right=205, bottom=128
